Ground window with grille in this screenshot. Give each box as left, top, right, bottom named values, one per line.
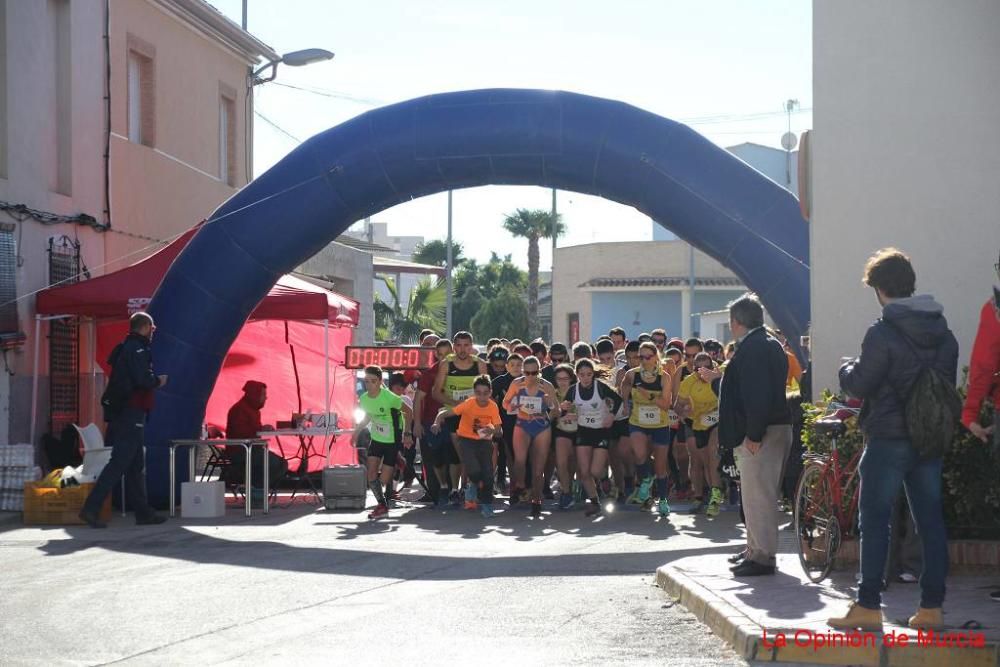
left=0, top=224, right=17, bottom=334
left=48, top=236, right=79, bottom=436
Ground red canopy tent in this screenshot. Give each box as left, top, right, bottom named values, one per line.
left=33, top=225, right=360, bottom=469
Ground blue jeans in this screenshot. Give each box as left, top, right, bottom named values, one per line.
left=857, top=437, right=948, bottom=609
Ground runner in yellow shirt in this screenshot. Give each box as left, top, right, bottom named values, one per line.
left=676, top=352, right=724, bottom=517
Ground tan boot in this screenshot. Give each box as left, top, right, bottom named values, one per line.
left=908, top=607, right=944, bottom=631
left=828, top=602, right=884, bottom=632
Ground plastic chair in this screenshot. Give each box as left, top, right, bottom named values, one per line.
left=73, top=423, right=127, bottom=517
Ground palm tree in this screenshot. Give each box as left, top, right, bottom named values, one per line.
left=412, top=239, right=465, bottom=268
left=373, top=276, right=447, bottom=343
left=502, top=208, right=565, bottom=338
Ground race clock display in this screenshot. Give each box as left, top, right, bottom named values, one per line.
left=345, top=346, right=437, bottom=370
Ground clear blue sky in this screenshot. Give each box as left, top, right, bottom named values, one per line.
left=208, top=0, right=812, bottom=268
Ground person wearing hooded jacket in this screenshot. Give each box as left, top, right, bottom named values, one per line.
left=829, top=248, right=958, bottom=633
left=80, top=312, right=168, bottom=528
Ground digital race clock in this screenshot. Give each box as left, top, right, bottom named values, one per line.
left=345, top=346, right=438, bottom=370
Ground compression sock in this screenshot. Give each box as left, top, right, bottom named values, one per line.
left=369, top=480, right=387, bottom=506
left=623, top=475, right=635, bottom=496
left=655, top=476, right=669, bottom=500
left=636, top=461, right=652, bottom=481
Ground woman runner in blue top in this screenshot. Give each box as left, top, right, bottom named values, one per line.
left=502, top=356, right=558, bottom=517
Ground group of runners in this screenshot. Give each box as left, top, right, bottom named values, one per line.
left=353, top=327, right=734, bottom=521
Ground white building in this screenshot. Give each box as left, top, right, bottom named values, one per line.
left=809, top=0, right=1000, bottom=394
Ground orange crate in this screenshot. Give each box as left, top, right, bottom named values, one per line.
left=23, top=482, right=112, bottom=525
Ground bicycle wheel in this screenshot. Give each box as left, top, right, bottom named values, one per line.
left=794, top=462, right=837, bottom=583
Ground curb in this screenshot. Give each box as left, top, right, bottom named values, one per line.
left=656, top=564, right=1000, bottom=667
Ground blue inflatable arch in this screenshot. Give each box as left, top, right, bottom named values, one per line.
left=146, top=88, right=809, bottom=503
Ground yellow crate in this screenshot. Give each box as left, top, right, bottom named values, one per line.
left=23, top=482, right=112, bottom=525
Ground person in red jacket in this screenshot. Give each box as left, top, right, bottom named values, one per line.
left=962, top=251, right=1000, bottom=604
left=962, top=252, right=1000, bottom=445
left=226, top=380, right=288, bottom=489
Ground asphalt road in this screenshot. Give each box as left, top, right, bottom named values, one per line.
left=1, top=495, right=749, bottom=665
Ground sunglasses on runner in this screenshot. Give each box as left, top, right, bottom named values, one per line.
left=524, top=370, right=539, bottom=376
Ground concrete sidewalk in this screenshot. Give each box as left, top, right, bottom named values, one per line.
left=657, top=519, right=1000, bottom=666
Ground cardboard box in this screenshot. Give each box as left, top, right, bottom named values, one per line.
left=23, top=482, right=111, bottom=525
left=181, top=481, right=225, bottom=518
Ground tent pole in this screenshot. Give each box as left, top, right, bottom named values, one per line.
left=90, top=318, right=98, bottom=425
left=324, top=318, right=331, bottom=451
left=30, top=315, right=42, bottom=449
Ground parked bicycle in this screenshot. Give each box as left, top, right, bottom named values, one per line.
left=793, top=403, right=862, bottom=582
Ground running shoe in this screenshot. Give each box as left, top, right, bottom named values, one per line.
left=464, top=500, right=478, bottom=511
left=599, top=478, right=612, bottom=497
left=368, top=504, right=389, bottom=521
left=706, top=488, right=724, bottom=517
left=465, top=483, right=477, bottom=503
left=530, top=501, right=542, bottom=518
left=449, top=489, right=461, bottom=506
left=480, top=503, right=495, bottom=518
left=657, top=498, right=671, bottom=517
left=519, top=488, right=532, bottom=504
left=628, top=477, right=653, bottom=504
left=642, top=497, right=655, bottom=511
left=584, top=500, right=602, bottom=517
left=558, top=493, right=574, bottom=511
left=688, top=498, right=704, bottom=514
left=543, top=485, right=555, bottom=500
left=437, top=492, right=452, bottom=508
left=572, top=480, right=584, bottom=502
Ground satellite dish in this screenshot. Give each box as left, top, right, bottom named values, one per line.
left=781, top=132, right=798, bottom=151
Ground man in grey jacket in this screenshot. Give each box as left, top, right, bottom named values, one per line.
left=829, top=248, right=958, bottom=632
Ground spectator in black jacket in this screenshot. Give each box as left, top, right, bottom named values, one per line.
left=80, top=312, right=168, bottom=528
left=829, top=248, right=957, bottom=633
left=719, top=293, right=791, bottom=577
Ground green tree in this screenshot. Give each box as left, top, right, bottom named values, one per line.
left=374, top=276, right=447, bottom=343
left=471, top=289, right=530, bottom=341
left=452, top=285, right=485, bottom=334
left=502, top=208, right=564, bottom=338
left=412, top=239, right=465, bottom=268
left=453, top=252, right=525, bottom=300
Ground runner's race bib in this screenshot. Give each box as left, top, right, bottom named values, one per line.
left=452, top=389, right=474, bottom=402
left=370, top=420, right=392, bottom=439
left=667, top=409, right=680, bottom=427
left=638, top=405, right=661, bottom=426
left=700, top=411, right=720, bottom=428
left=578, top=407, right=602, bottom=428
left=519, top=395, right=543, bottom=415
left=558, top=411, right=578, bottom=431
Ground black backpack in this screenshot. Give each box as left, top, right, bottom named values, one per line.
left=889, top=324, right=962, bottom=459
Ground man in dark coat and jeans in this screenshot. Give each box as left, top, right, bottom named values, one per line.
left=719, top=293, right=792, bottom=577
left=79, top=312, right=168, bottom=528
left=829, top=248, right=958, bottom=632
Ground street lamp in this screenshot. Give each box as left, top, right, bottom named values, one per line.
left=252, top=48, right=335, bottom=86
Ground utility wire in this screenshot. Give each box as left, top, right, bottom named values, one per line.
left=270, top=81, right=385, bottom=107
left=254, top=110, right=301, bottom=143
